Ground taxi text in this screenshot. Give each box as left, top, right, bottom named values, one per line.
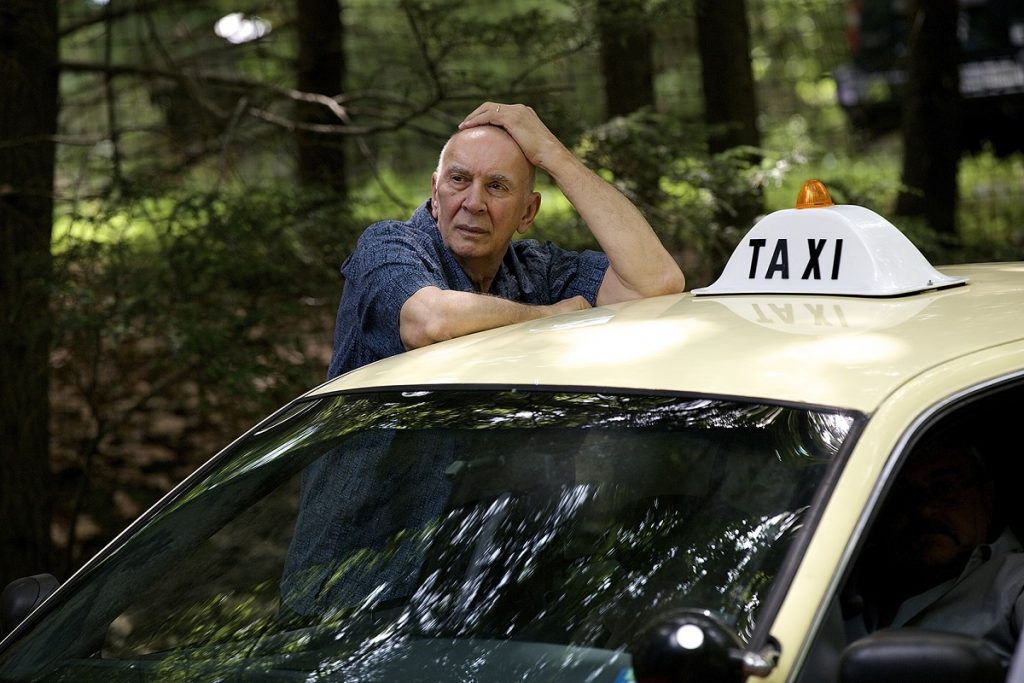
left=747, top=238, right=844, bottom=280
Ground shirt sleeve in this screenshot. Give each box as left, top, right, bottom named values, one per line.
left=332, top=222, right=447, bottom=372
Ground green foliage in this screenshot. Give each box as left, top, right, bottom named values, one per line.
left=562, top=110, right=804, bottom=282
left=748, top=0, right=850, bottom=146
left=48, top=186, right=362, bottom=569
left=343, top=0, right=601, bottom=152
left=53, top=187, right=355, bottom=417
left=957, top=151, right=1024, bottom=262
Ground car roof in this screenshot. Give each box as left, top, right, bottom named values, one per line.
left=308, top=262, right=1024, bottom=414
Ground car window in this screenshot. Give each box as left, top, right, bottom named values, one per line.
left=0, top=390, right=858, bottom=682
left=800, top=382, right=1024, bottom=681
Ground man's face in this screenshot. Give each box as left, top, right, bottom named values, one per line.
left=431, top=127, right=540, bottom=281
left=882, top=443, right=993, bottom=571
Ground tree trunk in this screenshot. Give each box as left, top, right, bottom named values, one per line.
left=0, top=0, right=59, bottom=586
left=295, top=0, right=347, bottom=196
left=596, top=0, right=655, bottom=118
left=695, top=0, right=760, bottom=154
left=895, top=0, right=961, bottom=236
left=694, top=0, right=762, bottom=226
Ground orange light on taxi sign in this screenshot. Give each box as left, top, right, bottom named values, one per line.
left=796, top=179, right=834, bottom=209
left=692, top=180, right=968, bottom=298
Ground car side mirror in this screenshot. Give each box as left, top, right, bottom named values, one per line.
left=840, top=629, right=1005, bottom=683
left=630, top=608, right=777, bottom=683
left=1, top=574, right=59, bottom=637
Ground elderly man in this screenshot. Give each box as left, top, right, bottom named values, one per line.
left=327, top=102, right=684, bottom=379
left=281, top=104, right=682, bottom=615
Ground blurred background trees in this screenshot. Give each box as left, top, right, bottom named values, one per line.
left=1, top=0, right=1022, bottom=586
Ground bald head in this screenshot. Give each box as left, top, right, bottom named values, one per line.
left=437, top=126, right=536, bottom=194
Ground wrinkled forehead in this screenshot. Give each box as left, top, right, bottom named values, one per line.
left=437, top=126, right=534, bottom=182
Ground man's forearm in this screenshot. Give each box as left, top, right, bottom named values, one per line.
left=541, top=148, right=685, bottom=304
left=400, top=286, right=589, bottom=350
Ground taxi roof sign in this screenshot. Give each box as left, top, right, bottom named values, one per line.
left=692, top=180, right=968, bottom=298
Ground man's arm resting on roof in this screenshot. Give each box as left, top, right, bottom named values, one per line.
left=400, top=286, right=590, bottom=350
left=552, top=152, right=684, bottom=306
left=460, top=103, right=686, bottom=306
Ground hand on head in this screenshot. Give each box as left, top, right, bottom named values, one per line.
left=459, top=102, right=568, bottom=172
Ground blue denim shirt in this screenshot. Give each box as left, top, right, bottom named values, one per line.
left=326, top=200, right=609, bottom=379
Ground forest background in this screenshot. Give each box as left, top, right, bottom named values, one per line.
left=2, top=0, right=1023, bottom=588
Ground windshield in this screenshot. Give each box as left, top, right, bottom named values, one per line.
left=0, top=390, right=857, bottom=681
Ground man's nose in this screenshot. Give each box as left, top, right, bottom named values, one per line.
left=913, top=497, right=947, bottom=521
left=462, top=182, right=487, bottom=213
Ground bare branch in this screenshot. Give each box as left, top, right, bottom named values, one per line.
left=399, top=0, right=446, bottom=101
left=58, top=0, right=191, bottom=38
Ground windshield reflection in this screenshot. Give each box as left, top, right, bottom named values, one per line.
left=0, top=390, right=856, bottom=682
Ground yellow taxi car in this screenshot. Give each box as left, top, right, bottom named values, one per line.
left=2, top=182, right=1023, bottom=682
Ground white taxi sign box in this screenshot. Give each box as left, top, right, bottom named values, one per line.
left=692, top=181, right=968, bottom=298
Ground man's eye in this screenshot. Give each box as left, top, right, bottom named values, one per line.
left=489, top=183, right=507, bottom=191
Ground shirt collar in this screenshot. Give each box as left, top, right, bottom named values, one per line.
left=492, top=246, right=534, bottom=299
left=965, top=526, right=1022, bottom=570
left=415, top=200, right=474, bottom=292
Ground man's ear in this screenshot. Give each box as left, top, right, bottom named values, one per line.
left=430, top=173, right=439, bottom=219
left=517, top=191, right=541, bottom=234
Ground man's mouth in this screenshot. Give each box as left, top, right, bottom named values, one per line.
left=912, top=524, right=958, bottom=544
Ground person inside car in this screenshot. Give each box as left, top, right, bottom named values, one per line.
left=843, top=424, right=1024, bottom=664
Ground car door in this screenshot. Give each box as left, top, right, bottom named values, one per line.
left=797, top=377, right=1024, bottom=682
